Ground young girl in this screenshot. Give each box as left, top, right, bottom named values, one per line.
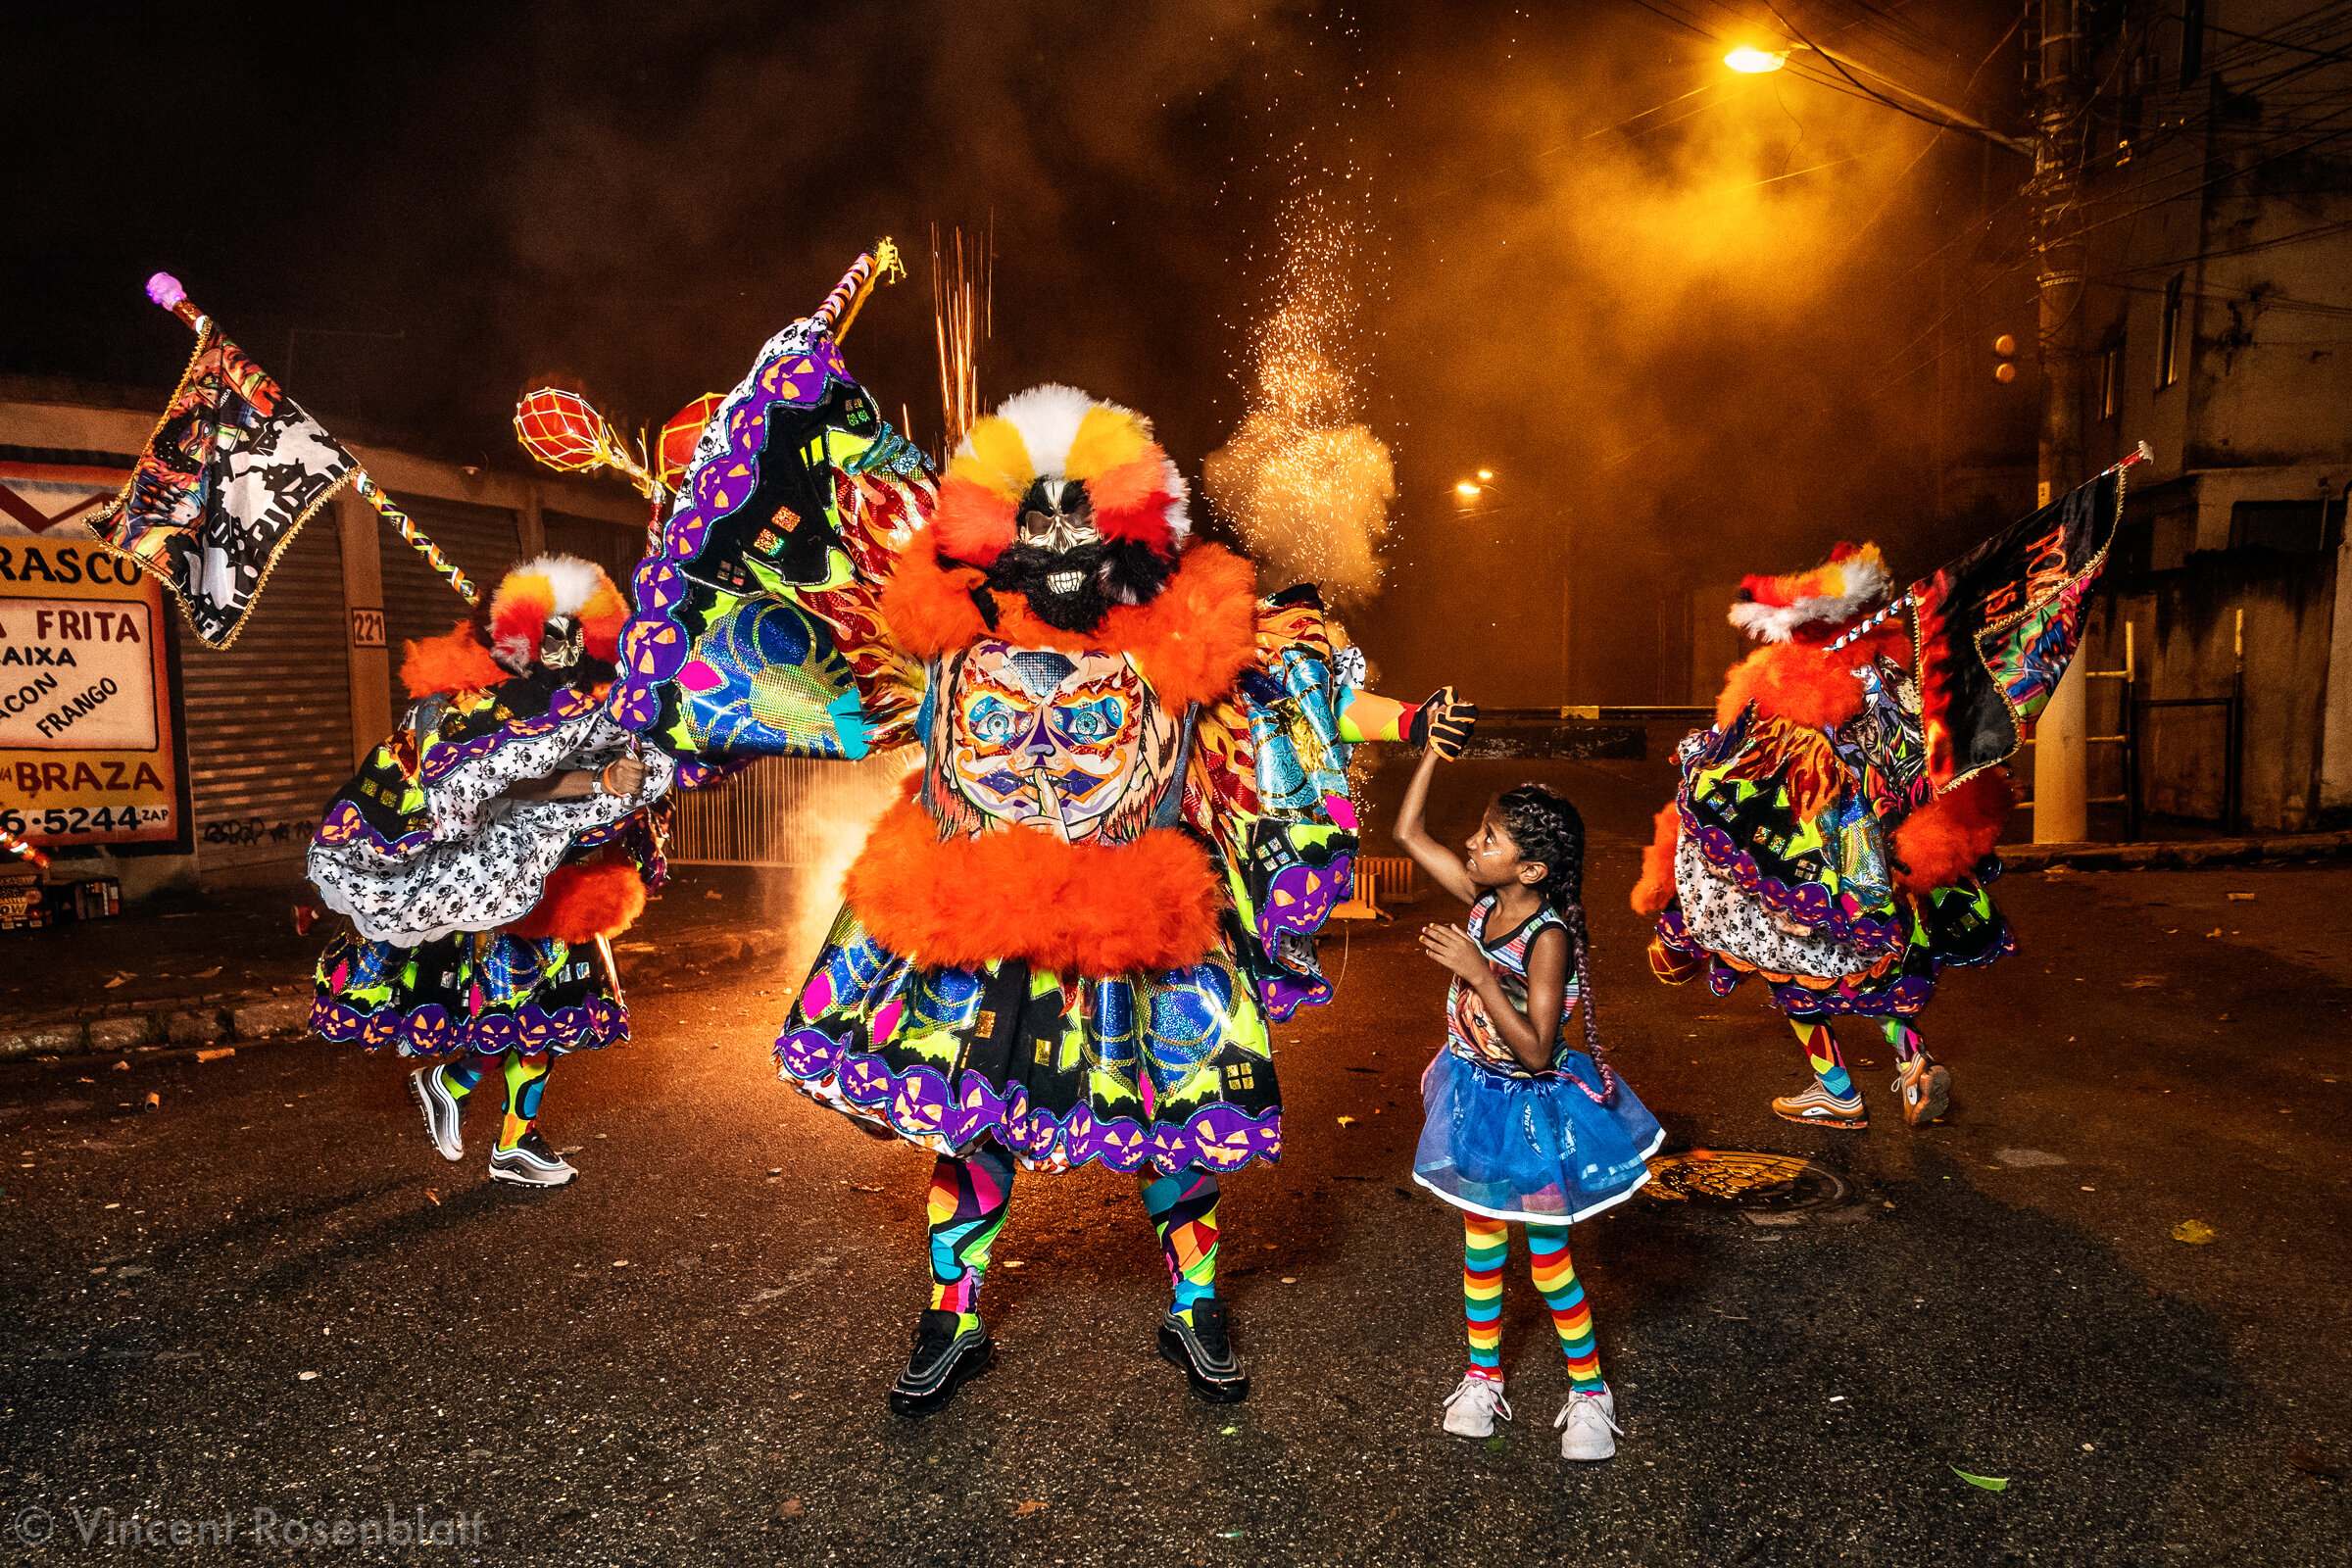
left=1394, top=743, right=1664, bottom=1461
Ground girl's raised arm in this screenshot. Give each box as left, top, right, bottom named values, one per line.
left=1394, top=741, right=1481, bottom=905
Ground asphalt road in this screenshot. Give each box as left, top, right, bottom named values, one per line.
left=1, top=758, right=2347, bottom=1566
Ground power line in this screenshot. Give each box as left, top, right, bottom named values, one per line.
left=2088, top=216, right=2352, bottom=278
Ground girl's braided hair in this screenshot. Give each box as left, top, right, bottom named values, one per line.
left=1495, top=783, right=1616, bottom=1102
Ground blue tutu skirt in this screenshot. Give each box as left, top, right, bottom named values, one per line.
left=1413, top=1050, right=1666, bottom=1224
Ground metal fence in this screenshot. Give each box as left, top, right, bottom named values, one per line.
left=665, top=751, right=919, bottom=866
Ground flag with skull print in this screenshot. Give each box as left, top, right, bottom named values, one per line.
left=96, top=325, right=358, bottom=649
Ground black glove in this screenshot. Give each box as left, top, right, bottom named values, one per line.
left=1408, top=686, right=1478, bottom=760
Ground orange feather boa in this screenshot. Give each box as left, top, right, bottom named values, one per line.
left=502, top=855, right=648, bottom=942
left=401, top=623, right=507, bottom=699
left=844, top=796, right=1224, bottom=976
left=880, top=541, right=1260, bottom=710
left=1712, top=621, right=1912, bottom=731
left=1889, top=769, right=2013, bottom=893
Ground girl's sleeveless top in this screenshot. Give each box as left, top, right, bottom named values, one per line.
left=1443, top=893, right=1582, bottom=1081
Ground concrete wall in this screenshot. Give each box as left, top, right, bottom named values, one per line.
left=2083, top=548, right=2338, bottom=831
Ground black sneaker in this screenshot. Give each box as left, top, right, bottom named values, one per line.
left=888, top=1308, right=993, bottom=1418
left=487, top=1129, right=578, bottom=1188
left=1158, top=1298, right=1250, bottom=1403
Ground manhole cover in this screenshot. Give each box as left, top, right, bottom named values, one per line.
left=1642, top=1149, right=1853, bottom=1216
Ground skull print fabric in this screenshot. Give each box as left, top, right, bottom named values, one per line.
left=308, top=675, right=674, bottom=946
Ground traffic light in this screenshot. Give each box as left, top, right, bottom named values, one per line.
left=1992, top=333, right=2018, bottom=383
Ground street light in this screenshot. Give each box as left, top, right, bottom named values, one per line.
left=1451, top=470, right=1570, bottom=700
left=1719, top=39, right=2030, bottom=154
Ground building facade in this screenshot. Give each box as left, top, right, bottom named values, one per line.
left=2071, top=1, right=2351, bottom=831
left=0, top=377, right=648, bottom=895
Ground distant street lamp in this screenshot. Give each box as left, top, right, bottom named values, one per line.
left=1723, top=46, right=1788, bottom=74
left=1454, top=469, right=1572, bottom=702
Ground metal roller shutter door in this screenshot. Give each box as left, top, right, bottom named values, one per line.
left=176, top=512, right=353, bottom=874
left=378, top=495, right=519, bottom=716
left=543, top=510, right=648, bottom=601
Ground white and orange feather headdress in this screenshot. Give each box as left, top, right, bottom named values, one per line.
left=1729, top=542, right=1892, bottom=643
left=929, top=384, right=1192, bottom=570
left=488, top=554, right=629, bottom=671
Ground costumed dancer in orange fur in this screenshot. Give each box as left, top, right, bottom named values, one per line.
left=307, top=556, right=673, bottom=1188
left=1632, top=545, right=2014, bottom=1131
left=600, top=275, right=1472, bottom=1416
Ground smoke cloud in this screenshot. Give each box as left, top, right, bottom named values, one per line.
left=1204, top=194, right=1396, bottom=606
left=15, top=1, right=2033, bottom=710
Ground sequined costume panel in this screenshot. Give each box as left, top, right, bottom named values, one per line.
left=1192, top=586, right=1363, bottom=1022
left=775, top=906, right=1280, bottom=1175
left=1655, top=708, right=2014, bottom=1017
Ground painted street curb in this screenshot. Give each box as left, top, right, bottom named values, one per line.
left=0, top=926, right=798, bottom=1064
left=1997, top=829, right=2352, bottom=872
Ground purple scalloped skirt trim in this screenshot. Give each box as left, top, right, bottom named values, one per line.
left=776, top=1028, right=1281, bottom=1175
left=311, top=996, right=626, bottom=1058
left=421, top=687, right=602, bottom=784
left=1676, top=797, right=1905, bottom=957
left=1652, top=907, right=2016, bottom=1018
left=609, top=334, right=851, bottom=737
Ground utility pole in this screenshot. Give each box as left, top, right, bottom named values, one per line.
left=2032, top=0, right=2092, bottom=843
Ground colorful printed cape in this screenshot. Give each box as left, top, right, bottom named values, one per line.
left=1655, top=710, right=2013, bottom=1017
left=1914, top=465, right=2129, bottom=791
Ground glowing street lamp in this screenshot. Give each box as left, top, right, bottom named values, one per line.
left=1719, top=38, right=2030, bottom=154
left=1454, top=480, right=1482, bottom=498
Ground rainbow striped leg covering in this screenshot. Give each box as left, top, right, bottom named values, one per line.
left=1462, top=1214, right=1604, bottom=1393
left=1139, top=1167, right=1221, bottom=1326
left=926, top=1145, right=1015, bottom=1334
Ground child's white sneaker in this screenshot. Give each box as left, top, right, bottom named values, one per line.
left=1441, top=1375, right=1512, bottom=1438
left=1553, top=1387, right=1622, bottom=1460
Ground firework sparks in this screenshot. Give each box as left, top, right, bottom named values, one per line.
left=932, top=223, right=992, bottom=459
left=1204, top=192, right=1394, bottom=607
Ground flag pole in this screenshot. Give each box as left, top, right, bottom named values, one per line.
left=813, top=239, right=905, bottom=342
left=350, top=471, right=478, bottom=606
left=142, top=272, right=478, bottom=607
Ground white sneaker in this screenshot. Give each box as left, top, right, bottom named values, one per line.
left=408, top=1066, right=464, bottom=1162
left=487, top=1130, right=578, bottom=1188
left=1554, top=1388, right=1622, bottom=1460
left=1441, top=1375, right=1512, bottom=1438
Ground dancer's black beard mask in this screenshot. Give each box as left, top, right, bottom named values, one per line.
left=986, top=541, right=1108, bottom=632
left=981, top=539, right=1179, bottom=633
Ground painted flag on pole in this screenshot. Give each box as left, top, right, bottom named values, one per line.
left=1912, top=464, right=2131, bottom=792
left=94, top=323, right=357, bottom=649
